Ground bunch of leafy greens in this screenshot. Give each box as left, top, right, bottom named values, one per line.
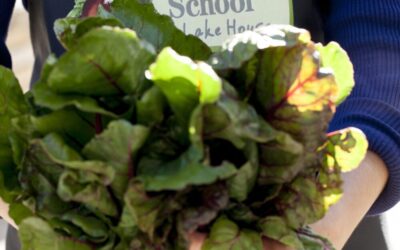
left=0, top=0, right=367, bottom=249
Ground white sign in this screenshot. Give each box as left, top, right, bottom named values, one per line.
left=152, top=0, right=292, bottom=46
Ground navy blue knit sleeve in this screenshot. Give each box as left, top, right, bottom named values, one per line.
left=326, top=0, right=400, bottom=214
left=0, top=0, right=16, bottom=68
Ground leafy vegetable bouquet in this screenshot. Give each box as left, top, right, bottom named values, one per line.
left=0, top=0, right=368, bottom=249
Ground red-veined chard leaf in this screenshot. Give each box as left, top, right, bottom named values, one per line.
left=123, top=180, right=166, bottom=240
left=138, top=145, right=237, bottom=192
left=210, top=26, right=338, bottom=168
left=54, top=17, right=123, bottom=50
left=47, top=27, right=155, bottom=96
left=104, top=0, right=212, bottom=60
left=258, top=131, right=304, bottom=185
left=83, top=120, right=149, bottom=198
left=177, top=183, right=229, bottom=238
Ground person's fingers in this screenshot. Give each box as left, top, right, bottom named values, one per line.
left=263, top=237, right=294, bottom=250
left=188, top=232, right=206, bottom=250
left=82, top=0, right=111, bottom=17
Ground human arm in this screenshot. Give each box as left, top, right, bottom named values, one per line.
left=310, top=151, right=388, bottom=249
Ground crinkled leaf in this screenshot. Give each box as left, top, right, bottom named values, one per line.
left=116, top=205, right=138, bottom=241
left=202, top=86, right=276, bottom=149
left=106, top=0, right=211, bottom=60
left=276, top=176, right=325, bottom=229
left=137, top=116, right=188, bottom=173
left=258, top=216, right=304, bottom=249
left=19, top=161, right=72, bottom=218
left=20, top=134, right=117, bottom=217
left=228, top=162, right=257, bottom=202
left=19, top=217, right=93, bottom=250
left=316, top=42, right=354, bottom=105
left=31, top=109, right=96, bottom=147
left=32, top=81, right=117, bottom=117
left=61, top=212, right=109, bottom=242
left=258, top=132, right=304, bottom=185
left=249, top=184, right=282, bottom=209
left=57, top=170, right=118, bottom=217
left=226, top=203, right=260, bottom=224
left=178, top=183, right=229, bottom=237
left=316, top=128, right=368, bottom=210
left=147, top=48, right=222, bottom=125
left=123, top=181, right=165, bottom=239
left=139, top=146, right=237, bottom=191
left=19, top=135, right=78, bottom=216
left=20, top=135, right=67, bottom=191
left=48, top=27, right=155, bottom=96
left=202, top=216, right=263, bottom=250
left=326, top=128, right=368, bottom=173
left=54, top=17, right=123, bottom=49
left=136, top=86, right=167, bottom=126
left=83, top=120, right=149, bottom=198
left=9, top=115, right=37, bottom=166
left=48, top=218, right=84, bottom=240
left=227, top=143, right=259, bottom=201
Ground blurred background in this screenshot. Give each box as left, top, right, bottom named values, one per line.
left=3, top=1, right=400, bottom=250
left=6, top=1, right=33, bottom=92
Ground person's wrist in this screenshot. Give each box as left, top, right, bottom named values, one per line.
left=311, top=151, right=388, bottom=249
